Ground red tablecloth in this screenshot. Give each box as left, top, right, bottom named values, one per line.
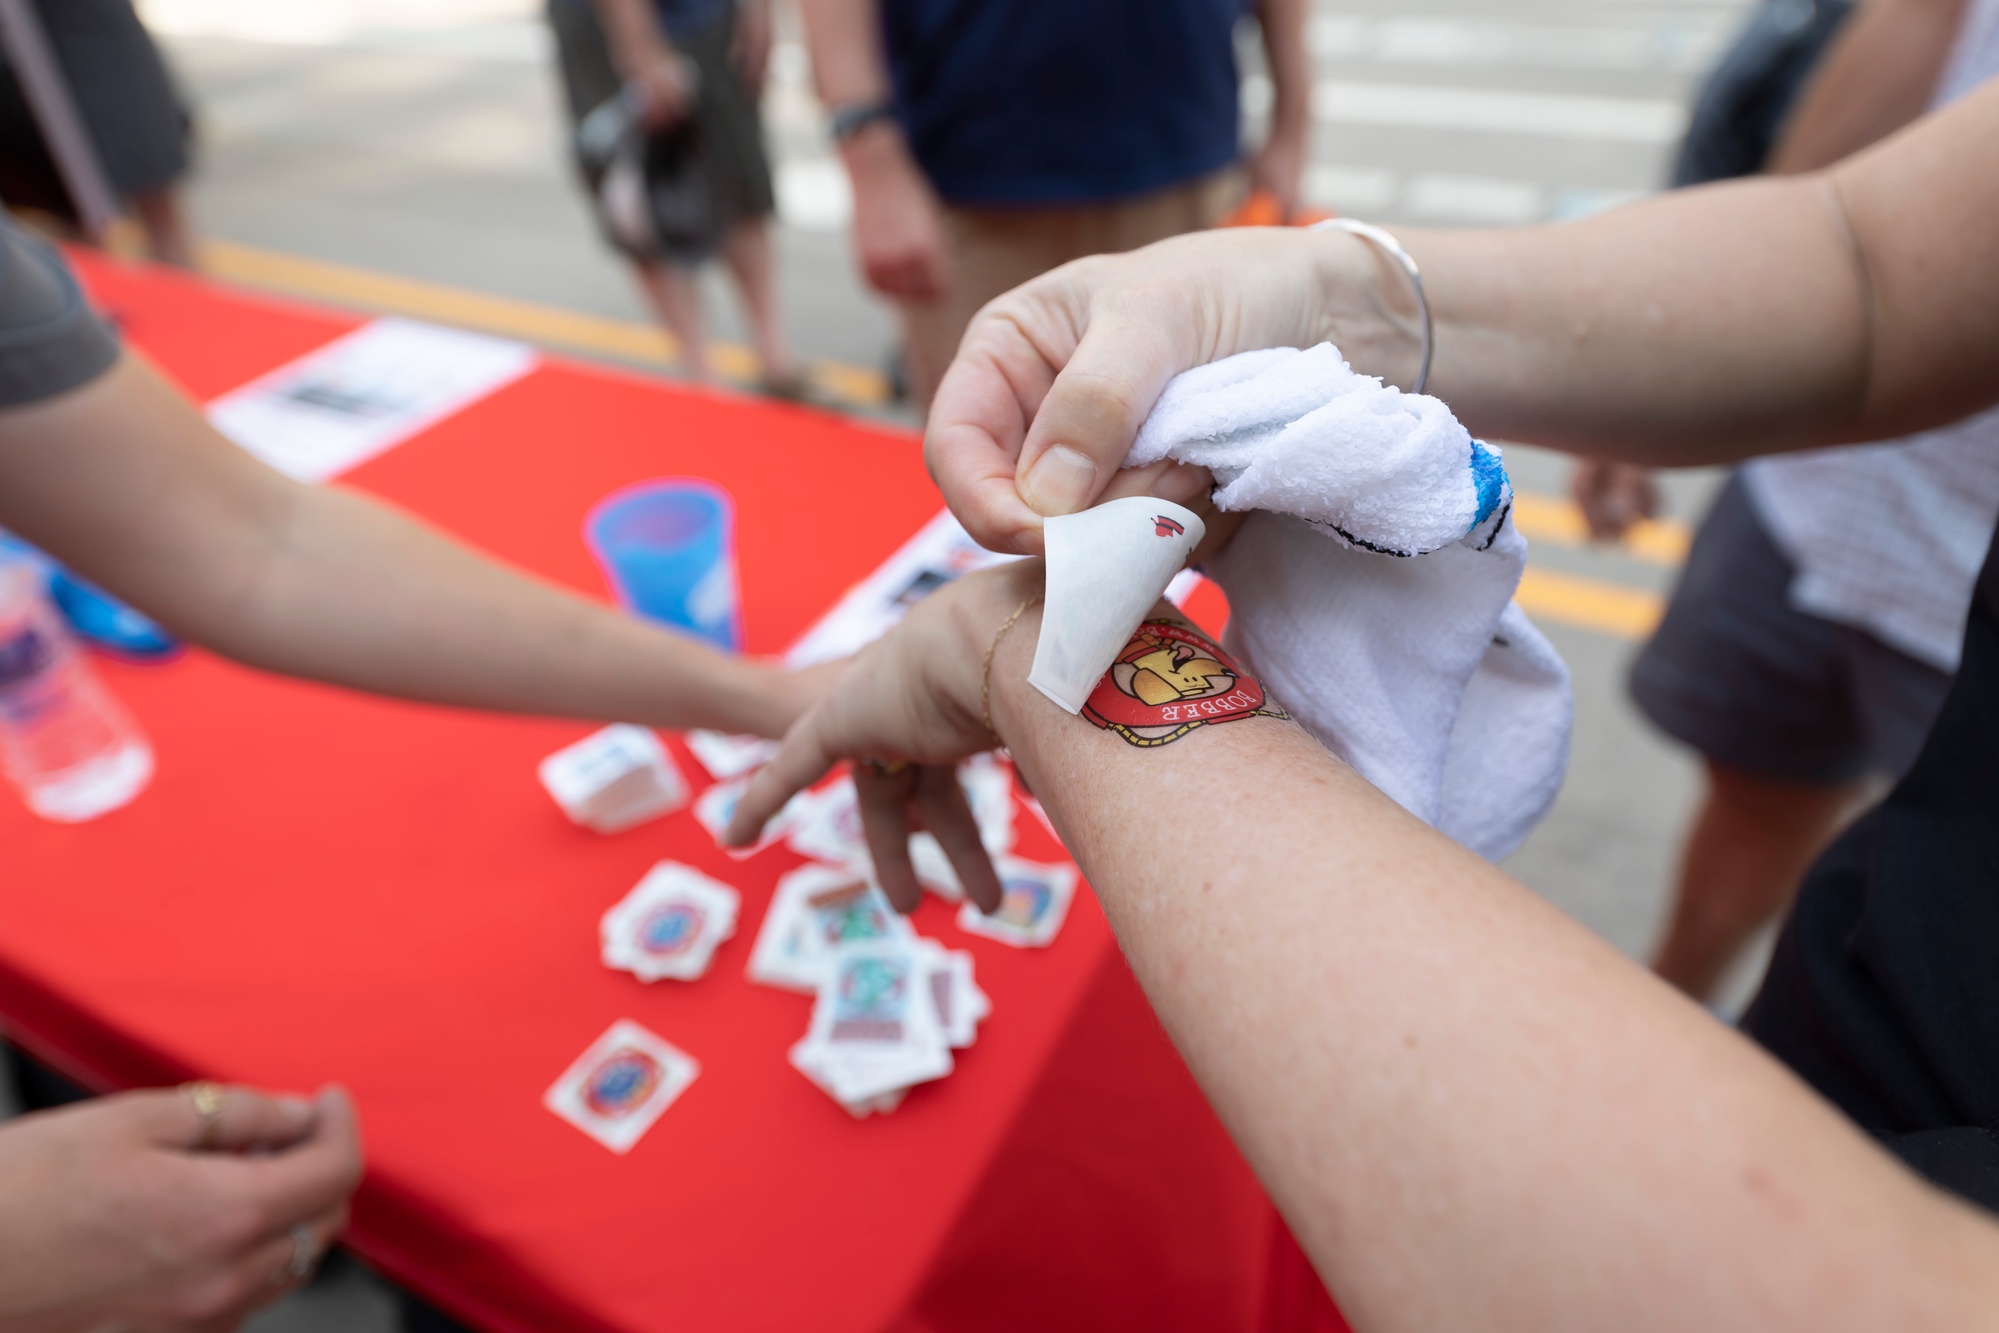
left=0, top=255, right=1347, bottom=1333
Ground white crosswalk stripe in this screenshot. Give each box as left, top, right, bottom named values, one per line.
left=1281, top=0, right=1756, bottom=226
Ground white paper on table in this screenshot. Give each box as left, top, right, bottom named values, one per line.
left=538, top=724, right=687, bottom=834
left=1029, top=497, right=1204, bottom=714
left=207, top=318, right=537, bottom=482
left=785, top=509, right=1022, bottom=667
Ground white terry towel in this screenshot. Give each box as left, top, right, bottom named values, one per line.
left=1124, top=344, right=1572, bottom=861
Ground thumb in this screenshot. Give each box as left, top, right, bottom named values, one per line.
left=1014, top=304, right=1186, bottom=521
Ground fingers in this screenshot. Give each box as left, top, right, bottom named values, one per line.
left=854, top=765, right=923, bottom=913
left=870, top=246, right=947, bottom=304
left=1015, top=303, right=1186, bottom=520
left=220, top=1199, right=348, bottom=1324
left=234, top=1087, right=363, bottom=1237
left=927, top=307, right=1064, bottom=555
left=134, top=1084, right=317, bottom=1153
left=913, top=767, right=1003, bottom=914
left=1096, top=459, right=1212, bottom=511
left=1190, top=506, right=1246, bottom=564
left=723, top=718, right=835, bottom=847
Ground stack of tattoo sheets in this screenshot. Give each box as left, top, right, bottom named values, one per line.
left=727, top=752, right=1074, bottom=1116
left=747, top=865, right=987, bottom=1116
left=544, top=513, right=1084, bottom=1147
left=603, top=728, right=1077, bottom=1117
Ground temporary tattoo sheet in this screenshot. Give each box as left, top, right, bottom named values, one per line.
left=1083, top=618, right=1288, bottom=747
left=1029, top=496, right=1205, bottom=713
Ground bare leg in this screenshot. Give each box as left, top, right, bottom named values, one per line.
left=129, top=186, right=197, bottom=269
left=719, top=217, right=796, bottom=384
left=1651, top=760, right=1869, bottom=1001
left=633, top=259, right=712, bottom=381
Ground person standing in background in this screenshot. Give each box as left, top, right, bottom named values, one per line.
left=1571, top=0, right=1999, bottom=1003
left=800, top=0, right=1310, bottom=421
left=0, top=0, right=198, bottom=266
left=548, top=0, right=806, bottom=397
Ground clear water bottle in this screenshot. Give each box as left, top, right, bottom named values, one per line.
left=0, top=558, right=153, bottom=822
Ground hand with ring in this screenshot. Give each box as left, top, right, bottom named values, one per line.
left=0, top=1081, right=362, bottom=1331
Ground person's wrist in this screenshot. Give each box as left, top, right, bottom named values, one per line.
left=839, top=119, right=916, bottom=180
left=984, top=596, right=1044, bottom=746
left=944, top=560, right=1043, bottom=712
left=1308, top=228, right=1427, bottom=391
left=619, top=35, right=677, bottom=78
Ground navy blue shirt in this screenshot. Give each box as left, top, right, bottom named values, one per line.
left=653, top=0, right=729, bottom=41
left=549, top=0, right=729, bottom=44
left=882, top=0, right=1250, bottom=206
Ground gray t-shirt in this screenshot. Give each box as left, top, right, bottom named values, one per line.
left=0, top=215, right=119, bottom=408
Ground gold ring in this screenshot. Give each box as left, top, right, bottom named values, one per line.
left=859, top=758, right=908, bottom=777
left=181, top=1081, right=225, bottom=1148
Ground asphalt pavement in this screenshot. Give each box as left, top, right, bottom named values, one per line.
left=10, top=0, right=1763, bottom=1326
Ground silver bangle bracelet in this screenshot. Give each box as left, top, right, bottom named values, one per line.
left=1308, top=217, right=1433, bottom=396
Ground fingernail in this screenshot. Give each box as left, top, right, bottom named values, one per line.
left=278, top=1095, right=312, bottom=1117
left=1020, top=446, right=1097, bottom=517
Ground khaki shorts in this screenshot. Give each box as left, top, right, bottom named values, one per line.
left=902, top=168, right=1243, bottom=411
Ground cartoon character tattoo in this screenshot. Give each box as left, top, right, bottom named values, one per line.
left=1082, top=619, right=1288, bottom=747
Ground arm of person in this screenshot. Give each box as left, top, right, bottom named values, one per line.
left=0, top=352, right=820, bottom=736
left=1249, top=0, right=1311, bottom=218
left=797, top=0, right=948, bottom=301
left=729, top=562, right=1999, bottom=1331
left=929, top=80, right=1999, bottom=552
left=1768, top=0, right=1972, bottom=173
left=592, top=0, right=695, bottom=127
left=1569, top=0, right=1967, bottom=542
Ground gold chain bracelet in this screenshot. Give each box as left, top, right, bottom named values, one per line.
left=981, top=595, right=1042, bottom=742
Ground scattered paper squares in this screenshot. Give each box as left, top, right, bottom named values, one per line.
left=956, top=857, right=1078, bottom=948
left=208, top=319, right=536, bottom=483
left=544, top=1019, right=699, bottom=1153
left=539, top=725, right=687, bottom=834
left=600, top=862, right=740, bottom=982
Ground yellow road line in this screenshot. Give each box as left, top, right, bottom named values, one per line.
left=194, top=237, right=1683, bottom=642
left=1509, top=489, right=1690, bottom=566
left=196, top=239, right=892, bottom=407
left=1517, top=566, right=1664, bottom=640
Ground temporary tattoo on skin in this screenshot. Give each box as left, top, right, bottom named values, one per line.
left=1082, top=618, right=1288, bottom=748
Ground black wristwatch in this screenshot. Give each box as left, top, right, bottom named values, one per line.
left=828, top=99, right=897, bottom=143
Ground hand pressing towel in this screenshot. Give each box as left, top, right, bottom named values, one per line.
left=1127, top=344, right=1572, bottom=861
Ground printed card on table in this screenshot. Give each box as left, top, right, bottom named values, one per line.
left=795, top=943, right=954, bottom=1105
left=957, top=856, right=1079, bottom=949
left=599, top=862, right=740, bottom=983
left=684, top=730, right=780, bottom=782
left=544, top=1019, right=699, bottom=1153
left=208, top=318, right=536, bottom=483
left=747, top=862, right=911, bottom=993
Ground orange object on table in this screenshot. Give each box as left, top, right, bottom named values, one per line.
left=0, top=254, right=1347, bottom=1333
left=1218, top=191, right=1334, bottom=230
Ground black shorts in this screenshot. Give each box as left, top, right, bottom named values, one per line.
left=547, top=0, right=775, bottom=261
left=0, top=0, right=192, bottom=213
left=1628, top=473, right=1953, bottom=785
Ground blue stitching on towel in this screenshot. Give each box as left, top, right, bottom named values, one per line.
left=1468, top=440, right=1507, bottom=531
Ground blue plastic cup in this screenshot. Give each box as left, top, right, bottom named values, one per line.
left=586, top=480, right=741, bottom=652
